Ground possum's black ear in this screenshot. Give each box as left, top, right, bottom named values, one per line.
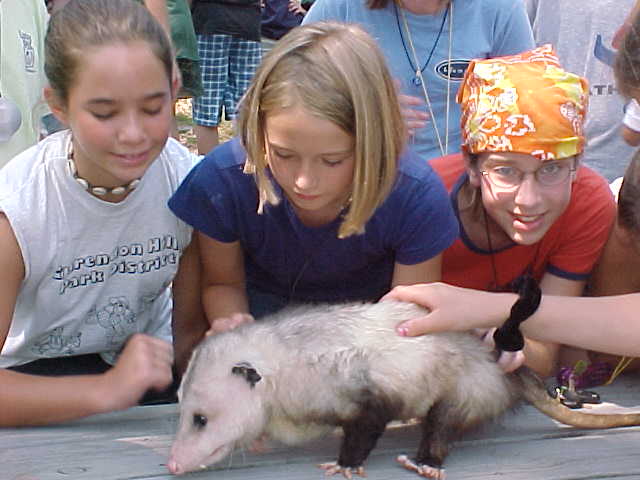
left=232, top=361, right=262, bottom=388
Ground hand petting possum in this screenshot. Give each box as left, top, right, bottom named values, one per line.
left=168, top=300, right=640, bottom=479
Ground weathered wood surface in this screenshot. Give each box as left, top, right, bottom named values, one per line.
left=3, top=373, right=640, bottom=480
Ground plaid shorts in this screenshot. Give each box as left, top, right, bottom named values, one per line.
left=193, top=34, right=262, bottom=127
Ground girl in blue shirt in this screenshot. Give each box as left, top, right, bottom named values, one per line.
left=169, top=22, right=458, bottom=333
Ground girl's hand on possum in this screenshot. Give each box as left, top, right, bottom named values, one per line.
left=207, top=313, right=255, bottom=336
left=386, top=282, right=517, bottom=330
left=98, top=333, right=174, bottom=412
left=384, top=283, right=525, bottom=373
left=385, top=283, right=514, bottom=335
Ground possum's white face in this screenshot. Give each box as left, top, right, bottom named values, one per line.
left=167, top=360, right=268, bottom=475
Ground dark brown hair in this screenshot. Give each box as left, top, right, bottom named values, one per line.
left=615, top=9, right=640, bottom=98
left=618, top=150, right=640, bottom=234
left=45, top=0, right=173, bottom=103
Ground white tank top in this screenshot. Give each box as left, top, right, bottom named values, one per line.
left=0, top=131, right=197, bottom=367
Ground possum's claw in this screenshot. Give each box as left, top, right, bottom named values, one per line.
left=397, top=455, right=445, bottom=479
left=318, top=462, right=366, bottom=478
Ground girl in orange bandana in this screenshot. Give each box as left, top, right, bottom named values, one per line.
left=424, top=45, right=616, bottom=377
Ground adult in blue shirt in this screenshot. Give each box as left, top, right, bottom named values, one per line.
left=303, top=0, right=535, bottom=161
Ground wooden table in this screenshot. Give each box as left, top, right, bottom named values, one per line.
left=4, top=373, right=640, bottom=480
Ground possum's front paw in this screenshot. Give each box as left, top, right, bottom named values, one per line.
left=397, top=455, right=445, bottom=479
left=318, top=461, right=366, bottom=479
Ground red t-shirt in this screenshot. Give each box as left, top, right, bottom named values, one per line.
left=429, top=153, right=616, bottom=291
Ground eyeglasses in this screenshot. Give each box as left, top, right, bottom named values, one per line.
left=480, top=161, right=576, bottom=189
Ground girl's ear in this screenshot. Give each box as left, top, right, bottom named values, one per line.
left=464, top=152, right=482, bottom=187
left=44, top=87, right=70, bottom=127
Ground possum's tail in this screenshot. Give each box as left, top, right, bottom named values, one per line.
left=517, top=367, right=640, bottom=429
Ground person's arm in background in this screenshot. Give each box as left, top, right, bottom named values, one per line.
left=386, top=282, right=640, bottom=358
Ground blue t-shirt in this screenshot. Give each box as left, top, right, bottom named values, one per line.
left=303, top=0, right=534, bottom=161
left=169, top=138, right=458, bottom=304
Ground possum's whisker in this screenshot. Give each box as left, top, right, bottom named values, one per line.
left=225, top=446, right=235, bottom=470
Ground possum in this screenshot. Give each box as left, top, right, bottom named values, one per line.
left=167, top=300, right=640, bottom=479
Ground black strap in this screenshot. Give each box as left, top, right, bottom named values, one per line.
left=492, top=275, right=541, bottom=352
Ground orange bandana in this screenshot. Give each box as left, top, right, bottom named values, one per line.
left=458, top=45, right=588, bottom=160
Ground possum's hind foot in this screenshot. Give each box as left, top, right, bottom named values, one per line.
left=318, top=461, right=366, bottom=479
left=397, top=454, right=445, bottom=479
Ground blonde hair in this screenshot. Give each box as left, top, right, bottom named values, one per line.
left=237, top=21, right=405, bottom=238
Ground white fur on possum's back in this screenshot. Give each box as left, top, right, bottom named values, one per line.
left=257, top=301, right=515, bottom=424
left=172, top=300, right=517, bottom=471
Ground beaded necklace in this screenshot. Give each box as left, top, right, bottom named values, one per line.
left=67, top=148, right=141, bottom=197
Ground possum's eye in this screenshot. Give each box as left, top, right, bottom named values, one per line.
left=193, top=413, right=208, bottom=429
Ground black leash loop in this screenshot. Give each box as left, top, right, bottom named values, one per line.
left=492, top=275, right=541, bottom=352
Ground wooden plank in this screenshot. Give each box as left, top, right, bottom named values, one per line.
left=6, top=415, right=640, bottom=480
left=4, top=373, right=640, bottom=480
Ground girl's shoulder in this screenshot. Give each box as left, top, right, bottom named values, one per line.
left=396, top=148, right=443, bottom=184
left=187, top=137, right=246, bottom=173
left=563, top=166, right=616, bottom=222
left=0, top=130, right=70, bottom=200
left=428, top=152, right=465, bottom=189
left=169, top=137, right=252, bottom=199
left=548, top=165, right=616, bottom=241
left=385, top=149, right=454, bottom=214
left=155, top=137, right=249, bottom=190
left=156, top=137, right=201, bottom=183
left=572, top=166, right=615, bottom=202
